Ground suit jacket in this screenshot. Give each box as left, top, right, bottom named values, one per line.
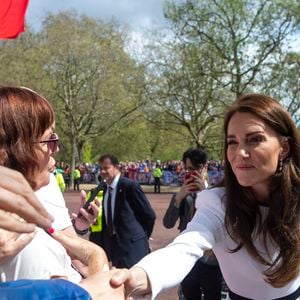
left=90, top=176, right=156, bottom=268
left=163, top=194, right=195, bottom=232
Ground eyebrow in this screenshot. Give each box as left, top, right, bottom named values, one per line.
left=227, top=131, right=265, bottom=139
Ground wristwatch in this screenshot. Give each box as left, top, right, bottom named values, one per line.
left=71, top=218, right=89, bottom=235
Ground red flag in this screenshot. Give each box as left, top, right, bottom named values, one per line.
left=0, top=0, right=29, bottom=39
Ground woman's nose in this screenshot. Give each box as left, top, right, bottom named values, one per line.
left=236, top=145, right=250, bottom=157
left=52, top=145, right=59, bottom=155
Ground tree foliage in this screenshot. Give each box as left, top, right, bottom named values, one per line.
left=164, top=0, right=299, bottom=97
left=139, top=0, right=299, bottom=151
left=39, top=12, right=145, bottom=168
left=0, top=12, right=147, bottom=167
left=0, top=3, right=299, bottom=164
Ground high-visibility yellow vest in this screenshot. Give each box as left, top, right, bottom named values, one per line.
left=153, top=167, right=162, bottom=178
left=55, top=172, right=66, bottom=193
left=86, top=189, right=103, bottom=232
left=72, top=169, right=81, bottom=180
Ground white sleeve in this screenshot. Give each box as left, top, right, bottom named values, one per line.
left=136, top=188, right=225, bottom=299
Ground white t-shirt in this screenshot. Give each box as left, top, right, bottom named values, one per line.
left=136, top=187, right=300, bottom=299
left=0, top=228, right=81, bottom=283
left=35, top=173, right=72, bottom=230
left=0, top=174, right=79, bottom=283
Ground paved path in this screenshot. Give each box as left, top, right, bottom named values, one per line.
left=64, top=185, right=180, bottom=300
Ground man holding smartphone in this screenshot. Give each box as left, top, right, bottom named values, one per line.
left=163, top=148, right=223, bottom=300
left=163, top=148, right=207, bottom=232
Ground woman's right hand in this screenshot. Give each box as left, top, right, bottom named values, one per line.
left=79, top=267, right=150, bottom=299
left=51, top=229, right=109, bottom=276
left=110, top=267, right=151, bottom=298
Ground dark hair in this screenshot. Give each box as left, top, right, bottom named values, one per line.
left=223, top=93, right=300, bottom=287
left=0, top=86, right=54, bottom=189
left=182, top=148, right=207, bottom=168
left=98, top=154, right=119, bottom=167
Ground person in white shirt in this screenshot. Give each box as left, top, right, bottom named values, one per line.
left=0, top=165, right=124, bottom=300
left=103, top=93, right=300, bottom=300
left=35, top=173, right=71, bottom=231
left=0, top=86, right=108, bottom=283
left=36, top=171, right=100, bottom=238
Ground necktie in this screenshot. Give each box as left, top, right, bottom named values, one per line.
left=107, top=186, right=113, bottom=236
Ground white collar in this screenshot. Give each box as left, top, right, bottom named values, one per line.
left=109, top=173, right=120, bottom=190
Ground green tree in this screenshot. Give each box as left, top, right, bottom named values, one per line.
left=164, top=0, right=299, bottom=98
left=262, top=52, right=300, bottom=126
left=138, top=0, right=299, bottom=153
left=0, top=27, right=47, bottom=90
left=38, top=12, right=145, bottom=170
left=141, top=29, right=232, bottom=149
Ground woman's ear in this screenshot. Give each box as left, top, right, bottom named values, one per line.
left=280, top=137, right=290, bottom=160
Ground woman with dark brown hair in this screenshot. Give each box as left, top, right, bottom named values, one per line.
left=0, top=86, right=108, bottom=284
left=105, top=93, right=300, bottom=299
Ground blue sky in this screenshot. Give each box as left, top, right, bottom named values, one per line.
left=26, top=0, right=180, bottom=31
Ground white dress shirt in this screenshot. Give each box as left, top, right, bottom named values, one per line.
left=103, top=173, right=120, bottom=223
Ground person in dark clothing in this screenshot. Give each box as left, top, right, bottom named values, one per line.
left=63, top=165, right=71, bottom=190
left=153, top=164, right=162, bottom=193
left=89, top=154, right=156, bottom=268
left=163, top=148, right=223, bottom=300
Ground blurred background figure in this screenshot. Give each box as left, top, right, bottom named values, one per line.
left=72, top=166, right=81, bottom=191
left=63, top=164, right=71, bottom=190
left=163, top=148, right=223, bottom=300
left=54, top=168, right=66, bottom=193
left=153, top=164, right=162, bottom=193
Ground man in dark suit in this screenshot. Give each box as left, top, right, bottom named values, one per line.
left=89, top=154, right=156, bottom=268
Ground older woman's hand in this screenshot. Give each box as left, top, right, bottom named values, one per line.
left=51, top=229, right=108, bottom=276
left=0, top=166, right=54, bottom=232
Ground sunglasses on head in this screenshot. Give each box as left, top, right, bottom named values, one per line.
left=39, top=133, right=59, bottom=153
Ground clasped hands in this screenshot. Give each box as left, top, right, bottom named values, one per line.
left=79, top=266, right=148, bottom=300
left=0, top=167, right=140, bottom=299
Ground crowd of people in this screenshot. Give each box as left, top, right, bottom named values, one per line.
left=56, top=159, right=225, bottom=192
left=0, top=86, right=300, bottom=300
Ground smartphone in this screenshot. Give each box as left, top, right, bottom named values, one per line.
left=184, top=171, right=198, bottom=192
left=78, top=180, right=107, bottom=217
left=184, top=171, right=197, bottom=183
